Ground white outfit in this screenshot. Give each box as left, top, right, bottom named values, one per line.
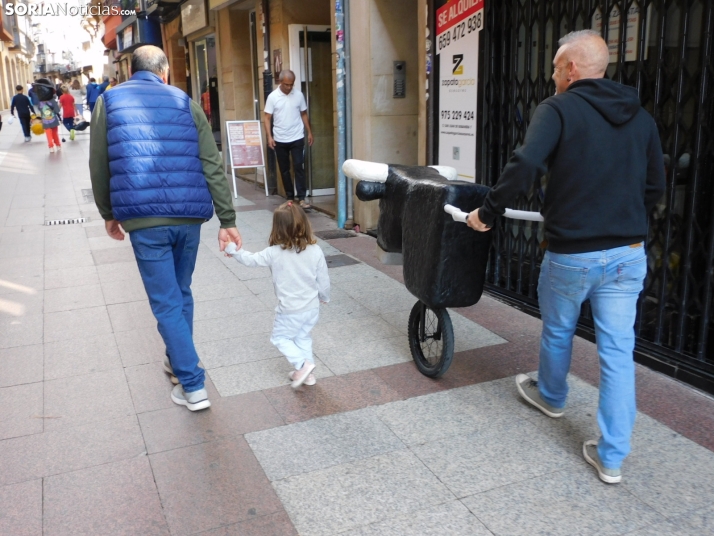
left=271, top=308, right=320, bottom=370
left=264, top=87, right=307, bottom=143
left=226, top=242, right=330, bottom=370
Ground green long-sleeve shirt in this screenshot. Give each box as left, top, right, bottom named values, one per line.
left=89, top=95, right=236, bottom=233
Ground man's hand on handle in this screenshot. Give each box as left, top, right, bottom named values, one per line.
left=466, top=208, right=491, bottom=233
left=218, top=227, right=242, bottom=252
left=105, top=219, right=125, bottom=241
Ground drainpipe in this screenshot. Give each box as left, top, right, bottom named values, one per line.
left=261, top=0, right=277, bottom=193
left=335, top=0, right=347, bottom=228
left=344, top=0, right=354, bottom=224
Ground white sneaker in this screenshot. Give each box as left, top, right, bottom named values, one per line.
left=290, top=362, right=316, bottom=388
left=171, top=385, right=211, bottom=411
left=49, top=146, right=55, bottom=153
left=289, top=370, right=316, bottom=386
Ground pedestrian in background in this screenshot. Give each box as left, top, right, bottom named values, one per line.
left=225, top=201, right=330, bottom=388
left=69, top=80, right=86, bottom=117
left=89, top=45, right=241, bottom=412
left=467, top=30, right=665, bottom=484
left=97, top=76, right=110, bottom=96
left=10, top=84, right=36, bottom=142
left=200, top=81, right=211, bottom=121
left=58, top=85, right=76, bottom=141
left=264, top=69, right=314, bottom=210
left=35, top=78, right=62, bottom=153
left=86, top=78, right=100, bottom=113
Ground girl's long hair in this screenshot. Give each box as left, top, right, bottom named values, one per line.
left=269, top=201, right=316, bottom=253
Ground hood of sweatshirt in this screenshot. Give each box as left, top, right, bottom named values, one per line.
left=566, top=78, right=641, bottom=125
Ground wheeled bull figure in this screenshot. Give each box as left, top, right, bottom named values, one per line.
left=343, top=159, right=542, bottom=377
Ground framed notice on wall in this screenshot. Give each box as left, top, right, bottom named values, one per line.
left=436, top=0, right=485, bottom=182
left=225, top=120, right=267, bottom=198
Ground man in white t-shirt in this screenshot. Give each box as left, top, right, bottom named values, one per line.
left=264, top=70, right=314, bottom=209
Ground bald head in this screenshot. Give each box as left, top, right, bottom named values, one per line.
left=279, top=70, right=295, bottom=81
left=558, top=30, right=609, bottom=77
left=278, top=70, right=296, bottom=95
left=552, top=30, right=609, bottom=94
left=131, top=46, right=169, bottom=77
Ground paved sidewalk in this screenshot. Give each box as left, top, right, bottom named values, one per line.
left=1, top=119, right=714, bottom=535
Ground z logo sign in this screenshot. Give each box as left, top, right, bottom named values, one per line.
left=452, top=54, right=464, bottom=75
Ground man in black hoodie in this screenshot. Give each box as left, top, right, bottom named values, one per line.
left=467, top=30, right=665, bottom=484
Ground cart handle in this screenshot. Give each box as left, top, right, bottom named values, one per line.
left=444, top=204, right=544, bottom=223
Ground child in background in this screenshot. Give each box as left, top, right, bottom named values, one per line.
left=225, top=202, right=330, bottom=387
left=58, top=85, right=76, bottom=141
left=38, top=91, right=61, bottom=153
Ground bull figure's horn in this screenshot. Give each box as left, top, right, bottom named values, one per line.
left=343, top=160, right=460, bottom=183
left=342, top=160, right=388, bottom=182
left=429, top=166, right=458, bottom=181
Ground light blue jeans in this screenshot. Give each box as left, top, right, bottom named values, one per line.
left=271, top=308, right=319, bottom=370
left=537, top=244, right=647, bottom=469
left=130, top=224, right=205, bottom=392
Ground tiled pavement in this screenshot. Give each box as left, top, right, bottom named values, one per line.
left=1, top=119, right=714, bottom=535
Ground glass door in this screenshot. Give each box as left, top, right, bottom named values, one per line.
left=290, top=25, right=335, bottom=196
left=195, top=36, right=221, bottom=148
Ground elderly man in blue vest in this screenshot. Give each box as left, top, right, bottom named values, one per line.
left=89, top=45, right=242, bottom=412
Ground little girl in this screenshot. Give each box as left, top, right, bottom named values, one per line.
left=225, top=201, right=330, bottom=387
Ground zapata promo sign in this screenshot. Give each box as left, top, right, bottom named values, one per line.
left=436, top=0, right=484, bottom=182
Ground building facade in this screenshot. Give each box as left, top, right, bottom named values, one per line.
left=0, top=0, right=35, bottom=110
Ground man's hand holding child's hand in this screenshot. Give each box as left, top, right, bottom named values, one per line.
left=224, top=242, right=239, bottom=256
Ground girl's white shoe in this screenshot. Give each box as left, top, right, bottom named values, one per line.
left=289, top=370, right=316, bottom=386
left=290, top=362, right=316, bottom=388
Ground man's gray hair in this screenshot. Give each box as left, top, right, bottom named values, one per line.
left=131, top=45, right=169, bottom=76
left=557, top=29, right=609, bottom=76
left=558, top=29, right=601, bottom=47
left=279, top=69, right=296, bottom=81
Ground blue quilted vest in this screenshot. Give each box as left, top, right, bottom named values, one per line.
left=103, top=71, right=214, bottom=222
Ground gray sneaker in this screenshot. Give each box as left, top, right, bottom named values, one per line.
left=583, top=440, right=622, bottom=484
left=515, top=374, right=564, bottom=418
left=171, top=385, right=211, bottom=411
left=163, top=357, right=205, bottom=385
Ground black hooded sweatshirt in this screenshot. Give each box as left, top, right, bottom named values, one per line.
left=479, top=78, right=666, bottom=254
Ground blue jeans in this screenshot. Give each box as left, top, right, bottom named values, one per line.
left=537, top=244, right=647, bottom=469
left=62, top=117, right=75, bottom=133
left=130, top=225, right=205, bottom=392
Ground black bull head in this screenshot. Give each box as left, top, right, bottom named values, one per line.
left=343, top=160, right=492, bottom=310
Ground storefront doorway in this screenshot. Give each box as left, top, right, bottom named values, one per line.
left=194, top=35, right=221, bottom=148
left=289, top=25, right=336, bottom=209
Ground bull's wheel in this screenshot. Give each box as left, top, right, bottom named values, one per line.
left=408, top=300, right=454, bottom=378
